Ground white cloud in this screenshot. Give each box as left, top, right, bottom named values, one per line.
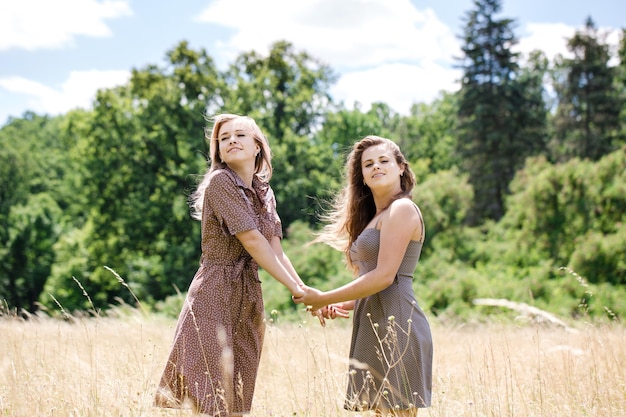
left=0, top=0, right=132, bottom=51
left=2, top=0, right=622, bottom=123
left=333, top=62, right=460, bottom=113
left=515, top=23, right=576, bottom=60
left=0, top=70, right=130, bottom=116
left=196, top=0, right=462, bottom=113
left=515, top=22, right=623, bottom=64
left=196, top=0, right=460, bottom=70
left=196, top=0, right=624, bottom=114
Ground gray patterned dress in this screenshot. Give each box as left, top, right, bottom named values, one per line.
left=345, top=207, right=433, bottom=411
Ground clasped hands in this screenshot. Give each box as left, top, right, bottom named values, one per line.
left=292, top=286, right=349, bottom=327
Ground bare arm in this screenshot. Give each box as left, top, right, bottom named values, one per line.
left=236, top=229, right=304, bottom=297
left=315, top=301, right=352, bottom=321
left=296, top=199, right=421, bottom=311
left=270, top=236, right=305, bottom=287
left=336, top=300, right=356, bottom=310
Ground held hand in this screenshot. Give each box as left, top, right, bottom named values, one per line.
left=290, top=284, right=306, bottom=299
left=292, top=286, right=326, bottom=312
left=293, top=286, right=333, bottom=327
left=313, top=309, right=326, bottom=327
left=309, top=304, right=349, bottom=327
left=317, top=304, right=350, bottom=320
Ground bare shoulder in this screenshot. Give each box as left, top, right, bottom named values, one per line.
left=387, top=198, right=423, bottom=240
left=388, top=198, right=419, bottom=218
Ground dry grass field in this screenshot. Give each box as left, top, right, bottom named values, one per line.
left=0, top=308, right=624, bottom=417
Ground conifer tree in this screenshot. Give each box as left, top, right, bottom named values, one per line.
left=552, top=17, right=622, bottom=161
left=456, top=0, right=547, bottom=223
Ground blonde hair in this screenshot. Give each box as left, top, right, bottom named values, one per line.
left=314, top=135, right=415, bottom=272
left=190, top=114, right=273, bottom=220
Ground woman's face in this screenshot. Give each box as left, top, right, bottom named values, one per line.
left=361, top=144, right=404, bottom=190
left=217, top=119, right=260, bottom=167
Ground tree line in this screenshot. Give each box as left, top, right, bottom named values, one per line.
left=1, top=0, right=625, bottom=320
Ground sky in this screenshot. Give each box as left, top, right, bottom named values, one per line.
left=1, top=0, right=624, bottom=127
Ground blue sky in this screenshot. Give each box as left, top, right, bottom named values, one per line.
left=1, top=0, right=624, bottom=127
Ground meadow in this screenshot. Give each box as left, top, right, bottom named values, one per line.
left=0, top=308, right=624, bottom=417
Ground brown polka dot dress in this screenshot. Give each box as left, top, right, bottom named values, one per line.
left=344, top=209, right=433, bottom=412
left=155, top=167, right=282, bottom=416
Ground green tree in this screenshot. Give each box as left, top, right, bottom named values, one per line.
left=46, top=42, right=223, bottom=311
left=0, top=143, right=27, bottom=230
left=221, top=40, right=339, bottom=227
left=317, top=103, right=400, bottom=152
left=396, top=92, right=460, bottom=173
left=221, top=40, right=336, bottom=139
left=456, top=0, right=547, bottom=224
left=552, top=17, right=622, bottom=161
left=413, top=168, right=474, bottom=259
left=0, top=113, right=65, bottom=214
left=3, top=194, right=61, bottom=313
left=0, top=113, right=70, bottom=313
left=0, top=144, right=28, bottom=311
left=615, top=29, right=626, bottom=147
left=501, top=147, right=626, bottom=283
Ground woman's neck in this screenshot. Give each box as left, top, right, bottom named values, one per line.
left=229, top=163, right=255, bottom=188
left=372, top=185, right=402, bottom=214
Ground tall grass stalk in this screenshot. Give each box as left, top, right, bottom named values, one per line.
left=1, top=311, right=624, bottom=416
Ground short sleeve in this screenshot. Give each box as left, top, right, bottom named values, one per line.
left=205, top=171, right=257, bottom=235
left=267, top=187, right=283, bottom=239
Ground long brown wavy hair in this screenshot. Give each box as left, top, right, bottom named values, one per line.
left=314, top=135, right=416, bottom=272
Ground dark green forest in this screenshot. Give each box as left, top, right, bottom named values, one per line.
left=2, top=0, right=625, bottom=322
